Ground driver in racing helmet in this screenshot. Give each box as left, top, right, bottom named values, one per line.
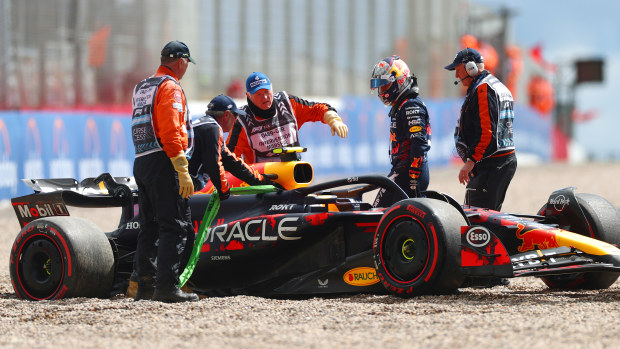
left=370, top=55, right=431, bottom=207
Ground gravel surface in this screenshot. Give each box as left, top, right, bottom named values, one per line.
left=1, top=162, right=619, bottom=348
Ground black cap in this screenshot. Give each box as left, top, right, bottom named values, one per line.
left=161, top=40, right=196, bottom=64
left=444, top=47, right=483, bottom=71
left=206, top=95, right=246, bottom=116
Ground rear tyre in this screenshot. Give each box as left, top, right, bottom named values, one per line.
left=10, top=217, right=115, bottom=300
left=373, top=199, right=465, bottom=297
left=539, top=193, right=620, bottom=290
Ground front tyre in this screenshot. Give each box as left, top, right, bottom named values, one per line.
left=373, top=199, right=466, bottom=297
left=9, top=217, right=115, bottom=300
left=540, top=193, right=620, bottom=289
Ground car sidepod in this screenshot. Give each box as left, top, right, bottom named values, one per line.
left=186, top=193, right=386, bottom=296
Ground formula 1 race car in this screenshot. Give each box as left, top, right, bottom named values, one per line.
left=8, top=151, right=620, bottom=300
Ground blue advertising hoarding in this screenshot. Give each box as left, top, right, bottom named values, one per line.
left=301, top=96, right=551, bottom=179
left=0, top=97, right=550, bottom=199
left=0, top=111, right=134, bottom=199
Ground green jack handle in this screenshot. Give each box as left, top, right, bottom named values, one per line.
left=178, top=185, right=279, bottom=288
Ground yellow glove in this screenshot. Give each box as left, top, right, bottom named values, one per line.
left=323, top=111, right=348, bottom=138
left=170, top=154, right=194, bottom=199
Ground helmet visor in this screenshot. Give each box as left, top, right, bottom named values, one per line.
left=370, top=75, right=395, bottom=89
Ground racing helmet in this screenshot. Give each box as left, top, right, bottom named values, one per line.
left=370, top=55, right=416, bottom=106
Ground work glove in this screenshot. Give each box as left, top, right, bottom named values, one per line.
left=323, top=111, right=348, bottom=138
left=170, top=154, right=194, bottom=199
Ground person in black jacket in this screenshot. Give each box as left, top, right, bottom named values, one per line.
left=189, top=94, right=276, bottom=198
left=445, top=47, right=517, bottom=211
left=370, top=55, right=431, bottom=207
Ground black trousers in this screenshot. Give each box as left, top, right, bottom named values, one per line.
left=465, top=153, right=517, bottom=211
left=133, top=151, right=194, bottom=288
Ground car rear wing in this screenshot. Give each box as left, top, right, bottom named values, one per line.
left=11, top=173, right=137, bottom=227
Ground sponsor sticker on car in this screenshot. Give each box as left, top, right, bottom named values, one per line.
left=343, top=267, right=379, bottom=286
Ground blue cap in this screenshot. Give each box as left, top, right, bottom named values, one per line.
left=206, top=94, right=246, bottom=116
left=444, top=47, right=483, bottom=71
left=246, top=72, right=272, bottom=94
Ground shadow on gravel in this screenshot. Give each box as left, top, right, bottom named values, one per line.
left=329, top=286, right=620, bottom=306
left=0, top=292, right=18, bottom=300
left=3, top=282, right=620, bottom=305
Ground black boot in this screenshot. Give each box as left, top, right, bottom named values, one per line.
left=134, top=276, right=155, bottom=301
left=152, top=285, right=199, bottom=303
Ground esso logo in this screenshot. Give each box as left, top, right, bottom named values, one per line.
left=466, top=226, right=491, bottom=247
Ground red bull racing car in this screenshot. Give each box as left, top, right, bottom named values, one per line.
left=8, top=153, right=620, bottom=300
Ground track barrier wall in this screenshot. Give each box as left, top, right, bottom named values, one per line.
left=0, top=97, right=550, bottom=199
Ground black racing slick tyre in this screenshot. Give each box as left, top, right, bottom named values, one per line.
left=373, top=198, right=466, bottom=297
left=539, top=193, right=620, bottom=290
left=9, top=217, right=115, bottom=300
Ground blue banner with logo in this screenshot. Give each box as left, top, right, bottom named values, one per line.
left=301, top=96, right=551, bottom=179
left=0, top=111, right=134, bottom=199
left=0, top=98, right=550, bottom=199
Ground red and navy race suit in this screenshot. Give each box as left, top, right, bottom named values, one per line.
left=188, top=115, right=265, bottom=193
left=456, top=70, right=517, bottom=210
left=227, top=91, right=334, bottom=163
left=374, top=91, right=430, bottom=207
left=131, top=65, right=194, bottom=288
